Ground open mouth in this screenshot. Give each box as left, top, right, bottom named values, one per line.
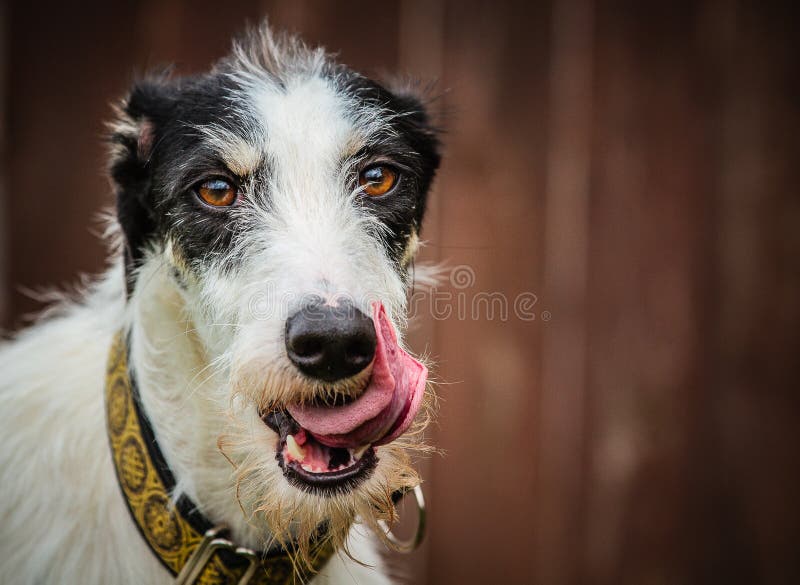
left=264, top=409, right=378, bottom=494
left=263, top=302, right=427, bottom=496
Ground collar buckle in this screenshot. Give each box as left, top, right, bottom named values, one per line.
left=174, top=526, right=258, bottom=585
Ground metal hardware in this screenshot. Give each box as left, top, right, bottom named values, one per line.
left=377, top=484, right=427, bottom=553
left=174, top=526, right=258, bottom=585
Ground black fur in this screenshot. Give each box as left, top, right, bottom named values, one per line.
left=111, top=73, right=257, bottom=274
left=341, top=72, right=441, bottom=267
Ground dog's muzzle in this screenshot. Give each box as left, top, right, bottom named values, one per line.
left=264, top=301, right=427, bottom=495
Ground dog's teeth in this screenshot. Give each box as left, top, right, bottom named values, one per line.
left=353, top=444, right=370, bottom=460
left=286, top=434, right=306, bottom=461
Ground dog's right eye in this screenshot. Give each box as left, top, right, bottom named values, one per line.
left=195, top=179, right=237, bottom=207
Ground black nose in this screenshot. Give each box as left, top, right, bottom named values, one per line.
left=285, top=302, right=377, bottom=382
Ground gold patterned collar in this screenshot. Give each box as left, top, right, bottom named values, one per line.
left=105, top=332, right=335, bottom=584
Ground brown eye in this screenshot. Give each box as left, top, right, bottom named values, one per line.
left=196, top=178, right=237, bottom=207
left=358, top=165, right=398, bottom=197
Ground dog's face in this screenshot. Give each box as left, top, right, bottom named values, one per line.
left=110, top=28, right=439, bottom=557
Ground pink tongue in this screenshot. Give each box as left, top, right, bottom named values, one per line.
left=286, top=302, right=426, bottom=449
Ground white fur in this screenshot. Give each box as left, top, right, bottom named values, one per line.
left=0, top=259, right=394, bottom=584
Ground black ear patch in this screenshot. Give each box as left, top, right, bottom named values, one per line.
left=340, top=74, right=442, bottom=265
left=108, top=78, right=177, bottom=287
left=387, top=89, right=442, bottom=209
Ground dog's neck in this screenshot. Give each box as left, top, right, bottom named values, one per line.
left=126, top=259, right=269, bottom=549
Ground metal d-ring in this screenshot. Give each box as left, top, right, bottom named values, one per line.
left=377, top=484, right=427, bottom=553
left=174, top=526, right=258, bottom=585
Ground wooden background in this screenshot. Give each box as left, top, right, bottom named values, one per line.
left=1, top=1, right=798, bottom=584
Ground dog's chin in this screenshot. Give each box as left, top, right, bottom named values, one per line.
left=233, top=428, right=418, bottom=571
left=219, top=397, right=426, bottom=570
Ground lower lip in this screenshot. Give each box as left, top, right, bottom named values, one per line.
left=278, top=443, right=377, bottom=495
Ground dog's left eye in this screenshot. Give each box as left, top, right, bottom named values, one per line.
left=359, top=165, right=398, bottom=197
left=195, top=179, right=237, bottom=207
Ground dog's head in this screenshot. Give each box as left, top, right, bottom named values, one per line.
left=108, top=25, right=440, bottom=559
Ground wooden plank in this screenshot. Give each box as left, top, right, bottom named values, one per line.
left=535, top=1, right=594, bottom=583
left=583, top=4, right=708, bottom=583
left=0, top=2, right=7, bottom=325
left=423, top=1, right=551, bottom=583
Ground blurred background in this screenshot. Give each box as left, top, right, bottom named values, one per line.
left=1, top=1, right=798, bottom=583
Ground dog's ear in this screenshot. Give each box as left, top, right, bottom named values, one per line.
left=381, top=81, right=443, bottom=230
left=108, top=76, right=177, bottom=288
left=384, top=80, right=442, bottom=179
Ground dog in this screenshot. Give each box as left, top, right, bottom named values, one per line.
left=0, top=23, right=440, bottom=584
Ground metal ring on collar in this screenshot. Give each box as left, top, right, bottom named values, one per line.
left=377, top=484, right=426, bottom=554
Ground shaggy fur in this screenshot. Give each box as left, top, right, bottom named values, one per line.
left=0, top=24, right=440, bottom=584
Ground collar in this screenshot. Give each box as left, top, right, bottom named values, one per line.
left=105, top=331, right=335, bottom=584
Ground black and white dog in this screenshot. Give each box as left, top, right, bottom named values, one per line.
left=0, top=24, right=439, bottom=584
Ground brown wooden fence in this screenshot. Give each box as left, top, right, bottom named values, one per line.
left=1, top=1, right=797, bottom=583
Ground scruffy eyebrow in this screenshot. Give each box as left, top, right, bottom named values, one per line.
left=193, top=123, right=264, bottom=177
